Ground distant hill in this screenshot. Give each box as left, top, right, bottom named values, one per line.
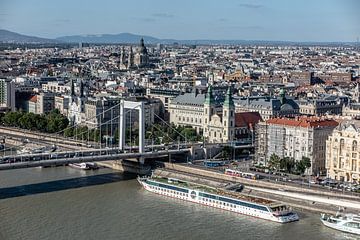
left=56, top=33, right=165, bottom=44
left=1, top=29, right=356, bottom=46
left=0, top=29, right=58, bottom=43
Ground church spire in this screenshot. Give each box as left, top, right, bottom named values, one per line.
left=120, top=46, right=125, bottom=68
left=70, top=79, right=75, bottom=96
left=204, top=85, right=214, bottom=105
left=127, top=46, right=134, bottom=69
left=79, top=80, right=84, bottom=98
left=224, top=87, right=234, bottom=107
left=280, top=88, right=286, bottom=105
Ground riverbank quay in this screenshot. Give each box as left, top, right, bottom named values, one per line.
left=153, top=163, right=360, bottom=215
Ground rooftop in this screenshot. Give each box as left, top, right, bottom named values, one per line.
left=266, top=117, right=339, bottom=128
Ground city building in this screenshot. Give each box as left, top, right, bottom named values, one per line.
left=255, top=117, right=339, bottom=175
left=297, top=99, right=342, bottom=116
left=288, top=71, right=313, bottom=86
left=326, top=120, right=360, bottom=183
left=170, top=86, right=262, bottom=144
left=36, top=92, right=55, bottom=114
left=0, top=78, right=15, bottom=111
left=342, top=104, right=360, bottom=119
left=234, top=90, right=299, bottom=120
left=42, top=81, right=70, bottom=94
left=134, top=38, right=149, bottom=68
left=146, top=88, right=180, bottom=112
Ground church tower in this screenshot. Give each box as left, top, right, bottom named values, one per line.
left=203, top=85, right=215, bottom=140
left=70, top=78, right=76, bottom=102
left=119, top=46, right=126, bottom=69
left=127, top=46, right=134, bottom=69
left=353, top=83, right=360, bottom=103
left=222, top=87, right=235, bottom=142
left=78, top=80, right=85, bottom=112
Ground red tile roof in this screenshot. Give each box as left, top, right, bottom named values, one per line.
left=235, top=112, right=262, bottom=128
left=29, top=95, right=37, bottom=103
left=266, top=117, right=339, bottom=128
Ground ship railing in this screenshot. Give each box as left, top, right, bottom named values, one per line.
left=272, top=209, right=292, bottom=216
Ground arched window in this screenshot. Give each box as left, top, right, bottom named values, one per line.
left=340, top=139, right=345, bottom=155
left=352, top=140, right=357, bottom=152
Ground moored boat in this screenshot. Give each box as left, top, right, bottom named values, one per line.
left=138, top=176, right=299, bottom=223
left=68, top=163, right=89, bottom=170
left=320, top=212, right=360, bottom=235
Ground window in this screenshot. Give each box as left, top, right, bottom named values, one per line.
left=352, top=140, right=357, bottom=152
left=340, top=139, right=345, bottom=155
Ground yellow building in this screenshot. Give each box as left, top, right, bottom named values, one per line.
left=326, top=120, right=360, bottom=183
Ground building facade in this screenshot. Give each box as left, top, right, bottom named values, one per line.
left=36, top=92, right=55, bottom=114
left=326, top=120, right=360, bottom=183
left=234, top=90, right=299, bottom=120
left=169, top=86, right=262, bottom=144
left=0, top=78, right=15, bottom=111
left=297, top=99, right=342, bottom=116
left=255, top=117, right=339, bottom=175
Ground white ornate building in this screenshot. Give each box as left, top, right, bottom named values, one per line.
left=326, top=120, right=360, bottom=183
left=169, top=86, right=262, bottom=144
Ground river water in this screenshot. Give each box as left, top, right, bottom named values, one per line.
left=0, top=167, right=357, bottom=240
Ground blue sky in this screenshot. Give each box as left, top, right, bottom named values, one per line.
left=0, top=0, right=359, bottom=42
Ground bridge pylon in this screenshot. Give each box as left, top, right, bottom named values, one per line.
left=118, top=100, right=145, bottom=154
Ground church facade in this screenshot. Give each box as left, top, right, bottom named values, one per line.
left=119, top=38, right=149, bottom=70
left=169, top=86, right=262, bottom=144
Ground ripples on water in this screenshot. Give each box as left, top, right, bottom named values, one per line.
left=0, top=167, right=358, bottom=240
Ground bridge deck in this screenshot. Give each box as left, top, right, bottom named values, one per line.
left=0, top=149, right=189, bottom=170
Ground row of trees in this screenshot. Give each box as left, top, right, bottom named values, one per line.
left=146, top=123, right=202, bottom=144
left=61, top=123, right=202, bottom=146
left=268, top=153, right=311, bottom=175
left=1, top=109, right=69, bottom=133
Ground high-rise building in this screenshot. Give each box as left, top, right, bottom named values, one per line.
left=326, top=120, right=360, bottom=183
left=0, top=78, right=15, bottom=111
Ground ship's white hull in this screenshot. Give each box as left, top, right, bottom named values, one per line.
left=321, top=219, right=360, bottom=235
left=68, top=163, right=89, bottom=170
left=138, top=178, right=298, bottom=223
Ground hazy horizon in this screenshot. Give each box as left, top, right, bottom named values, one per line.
left=1, top=0, right=359, bottom=42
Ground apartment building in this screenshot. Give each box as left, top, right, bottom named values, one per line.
left=326, top=120, right=360, bottom=183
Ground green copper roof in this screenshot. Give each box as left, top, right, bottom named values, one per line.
left=223, top=87, right=234, bottom=107
left=204, top=85, right=215, bottom=105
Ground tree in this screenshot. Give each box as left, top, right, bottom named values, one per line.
left=63, top=127, right=74, bottom=138
left=35, top=114, right=47, bottom=131
left=268, top=153, right=281, bottom=171
left=2, top=111, right=23, bottom=126
left=286, top=157, right=296, bottom=173
left=296, top=156, right=312, bottom=174
left=222, top=146, right=233, bottom=160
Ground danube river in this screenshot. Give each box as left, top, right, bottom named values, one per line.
left=0, top=167, right=357, bottom=240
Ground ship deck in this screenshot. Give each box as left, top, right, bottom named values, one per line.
left=150, top=177, right=275, bottom=206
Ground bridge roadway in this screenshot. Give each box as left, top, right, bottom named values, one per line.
left=0, top=149, right=190, bottom=170
left=0, top=126, right=94, bottom=149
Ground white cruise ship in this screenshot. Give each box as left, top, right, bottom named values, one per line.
left=321, top=213, right=360, bottom=235
left=138, top=176, right=299, bottom=223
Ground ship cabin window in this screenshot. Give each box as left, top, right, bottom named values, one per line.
left=345, top=222, right=360, bottom=229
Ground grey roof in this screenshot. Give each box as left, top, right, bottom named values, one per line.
left=234, top=96, right=299, bottom=111
left=171, top=92, right=224, bottom=106
left=338, top=120, right=360, bottom=132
